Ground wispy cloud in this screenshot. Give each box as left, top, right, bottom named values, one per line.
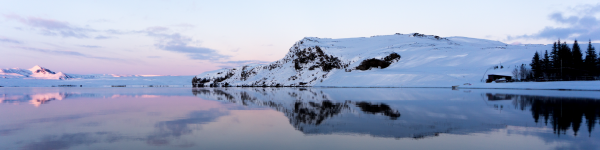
left=510, top=4, right=600, bottom=41
left=0, top=37, right=22, bottom=44
left=94, top=35, right=112, bottom=39
left=146, top=26, right=169, bottom=32
left=171, top=23, right=195, bottom=28
left=169, top=23, right=196, bottom=31
left=4, top=14, right=228, bottom=61
left=4, top=14, right=96, bottom=38
left=77, top=45, right=102, bottom=48
left=87, top=19, right=110, bottom=23
left=147, top=56, right=161, bottom=58
left=14, top=46, right=123, bottom=61
left=144, top=26, right=229, bottom=61
left=570, top=3, right=600, bottom=15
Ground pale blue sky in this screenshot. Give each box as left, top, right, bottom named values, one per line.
left=1, top=0, right=599, bottom=75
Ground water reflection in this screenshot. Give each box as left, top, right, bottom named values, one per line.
left=486, top=93, right=600, bottom=137
left=1, top=88, right=193, bottom=107
left=193, top=88, right=600, bottom=140
left=22, top=132, right=126, bottom=150
left=148, top=108, right=229, bottom=145
left=1, top=93, right=66, bottom=107
left=1, top=92, right=165, bottom=107
left=192, top=88, right=408, bottom=137
left=0, top=87, right=598, bottom=150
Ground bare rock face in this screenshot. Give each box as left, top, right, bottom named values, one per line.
left=355, top=53, right=401, bottom=70
left=292, top=46, right=346, bottom=72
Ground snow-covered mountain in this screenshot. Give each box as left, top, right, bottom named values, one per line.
left=0, top=65, right=75, bottom=80
left=193, top=33, right=600, bottom=88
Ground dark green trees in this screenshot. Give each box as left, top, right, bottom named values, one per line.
left=551, top=42, right=559, bottom=69
left=530, top=51, right=542, bottom=78
left=543, top=50, right=550, bottom=77
left=572, top=40, right=584, bottom=76
left=549, top=42, right=560, bottom=78
left=531, top=39, right=598, bottom=81
left=584, top=40, right=597, bottom=76
left=558, top=41, right=572, bottom=79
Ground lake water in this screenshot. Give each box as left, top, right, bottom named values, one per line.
left=1, top=87, right=599, bottom=150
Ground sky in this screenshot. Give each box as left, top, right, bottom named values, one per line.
left=1, top=0, right=600, bottom=75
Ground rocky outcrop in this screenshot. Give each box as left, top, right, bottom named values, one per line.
left=355, top=53, right=401, bottom=70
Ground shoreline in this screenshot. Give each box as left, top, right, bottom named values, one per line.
left=2, top=85, right=600, bottom=92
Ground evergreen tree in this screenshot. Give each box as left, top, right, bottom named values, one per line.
left=550, top=41, right=559, bottom=79
left=572, top=40, right=584, bottom=77
left=530, top=51, right=542, bottom=79
left=550, top=40, right=560, bottom=79
left=584, top=40, right=597, bottom=76
left=543, top=50, right=550, bottom=78
left=551, top=42, right=559, bottom=66
left=558, top=41, right=572, bottom=79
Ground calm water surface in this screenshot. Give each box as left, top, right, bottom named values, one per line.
left=1, top=87, right=599, bottom=150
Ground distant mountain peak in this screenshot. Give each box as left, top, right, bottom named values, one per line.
left=28, top=65, right=56, bottom=74
left=0, top=65, right=69, bottom=80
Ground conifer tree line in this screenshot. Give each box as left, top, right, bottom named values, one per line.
left=528, top=39, right=598, bottom=81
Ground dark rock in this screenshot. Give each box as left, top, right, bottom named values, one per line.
left=355, top=52, right=401, bottom=70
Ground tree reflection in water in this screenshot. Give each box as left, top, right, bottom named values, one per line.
left=486, top=93, right=600, bottom=137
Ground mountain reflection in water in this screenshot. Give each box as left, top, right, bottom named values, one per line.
left=0, top=87, right=599, bottom=150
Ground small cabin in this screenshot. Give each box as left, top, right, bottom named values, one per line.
left=486, top=74, right=512, bottom=83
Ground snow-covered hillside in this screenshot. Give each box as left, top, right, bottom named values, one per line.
left=0, top=65, right=193, bottom=87
left=194, top=33, right=600, bottom=88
